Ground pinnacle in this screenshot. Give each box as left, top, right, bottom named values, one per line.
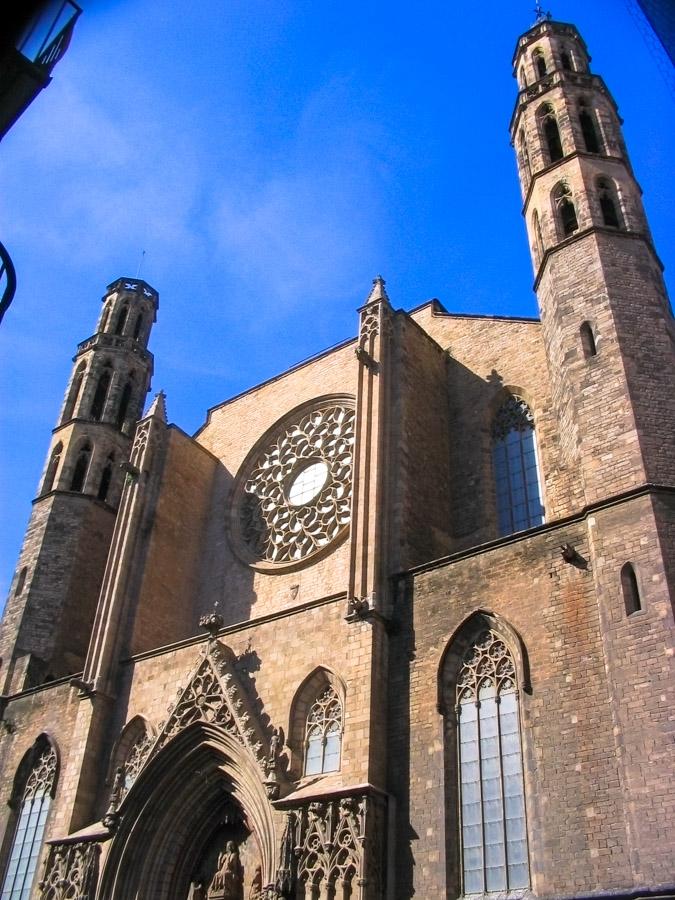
left=145, top=390, right=167, bottom=422
left=365, top=275, right=390, bottom=305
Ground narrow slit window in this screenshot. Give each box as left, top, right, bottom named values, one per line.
left=597, top=177, right=622, bottom=229
left=98, top=455, right=114, bottom=502
left=117, top=381, right=133, bottom=430
left=114, top=306, right=128, bottom=336
left=533, top=49, right=547, bottom=78
left=580, top=321, right=597, bottom=358
left=621, top=563, right=642, bottom=615
left=43, top=443, right=62, bottom=494
left=579, top=107, right=602, bottom=153
left=90, top=367, right=112, bottom=421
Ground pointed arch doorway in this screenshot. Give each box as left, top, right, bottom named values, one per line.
left=99, top=722, right=277, bottom=900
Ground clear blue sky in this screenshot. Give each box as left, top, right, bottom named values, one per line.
left=0, top=0, right=673, bottom=600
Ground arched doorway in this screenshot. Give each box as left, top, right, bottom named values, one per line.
left=99, top=722, right=277, bottom=899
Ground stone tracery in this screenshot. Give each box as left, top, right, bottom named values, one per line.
left=238, top=403, right=355, bottom=564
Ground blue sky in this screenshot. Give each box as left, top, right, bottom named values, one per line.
left=0, top=0, right=673, bottom=600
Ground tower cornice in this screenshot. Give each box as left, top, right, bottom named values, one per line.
left=510, top=72, right=621, bottom=136
left=511, top=19, right=588, bottom=67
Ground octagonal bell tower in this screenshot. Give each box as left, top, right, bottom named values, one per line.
left=510, top=16, right=675, bottom=504
left=0, top=278, right=158, bottom=693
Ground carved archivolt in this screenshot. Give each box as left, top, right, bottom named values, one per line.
left=234, top=400, right=355, bottom=567
left=38, top=841, right=100, bottom=900
left=491, top=395, right=534, bottom=440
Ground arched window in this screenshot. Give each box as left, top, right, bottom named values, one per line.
left=447, top=627, right=529, bottom=894
left=114, top=306, right=128, bottom=336
left=560, top=49, right=573, bottom=71
left=580, top=321, right=597, bottom=358
left=579, top=103, right=602, bottom=153
left=621, top=563, right=642, bottom=615
left=518, top=129, right=531, bottom=182
left=531, top=210, right=544, bottom=266
left=0, top=737, right=58, bottom=899
left=518, top=67, right=527, bottom=88
left=70, top=443, right=92, bottom=493
left=99, top=304, right=110, bottom=333
left=304, top=685, right=343, bottom=776
left=97, top=454, right=114, bottom=502
left=553, top=182, right=578, bottom=237
left=90, top=365, right=112, bottom=421
left=538, top=104, right=563, bottom=163
left=597, top=177, right=622, bottom=228
left=132, top=313, right=143, bottom=341
left=492, top=396, right=544, bottom=535
left=62, top=363, right=85, bottom=422
left=42, top=443, right=62, bottom=494
left=116, top=379, right=134, bottom=430
left=532, top=49, right=547, bottom=78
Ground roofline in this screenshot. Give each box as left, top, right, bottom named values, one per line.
left=511, top=19, right=589, bottom=68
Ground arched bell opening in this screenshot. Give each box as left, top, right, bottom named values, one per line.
left=99, top=722, right=276, bottom=900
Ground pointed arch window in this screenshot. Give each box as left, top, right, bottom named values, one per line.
left=132, top=313, right=143, bottom=341
left=492, top=396, right=544, bottom=535
left=90, top=365, right=112, bottom=421
left=538, top=104, right=563, bottom=163
left=531, top=210, right=544, bottom=266
left=456, top=631, right=529, bottom=893
left=518, top=129, right=531, bottom=184
left=116, top=378, right=134, bottom=430
left=553, top=182, right=578, bottom=237
left=97, top=454, right=115, bottom=502
left=597, top=177, right=622, bottom=228
left=43, top=443, right=63, bottom=494
left=114, top=306, right=128, bottom=336
left=560, top=49, right=573, bottom=71
left=304, top=686, right=343, bottom=776
left=579, top=102, right=602, bottom=153
left=70, top=443, right=92, bottom=493
left=532, top=49, right=547, bottom=78
left=0, top=740, right=57, bottom=900
left=62, top=362, right=86, bottom=422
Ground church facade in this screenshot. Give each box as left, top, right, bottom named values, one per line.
left=0, top=16, right=674, bottom=900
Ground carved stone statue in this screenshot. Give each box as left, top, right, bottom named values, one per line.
left=188, top=879, right=206, bottom=900
left=208, top=840, right=243, bottom=900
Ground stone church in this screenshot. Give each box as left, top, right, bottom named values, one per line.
left=0, top=15, right=674, bottom=900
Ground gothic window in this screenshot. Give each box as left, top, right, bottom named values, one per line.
left=70, top=443, right=92, bottom=493
left=304, top=686, right=343, bottom=776
left=597, top=177, right=622, bottom=228
left=560, top=49, right=572, bottom=71
left=532, top=48, right=547, bottom=78
left=538, top=104, right=563, bottom=163
left=90, top=365, right=112, bottom=421
left=97, top=454, right=114, bottom=502
left=132, top=313, right=143, bottom=340
left=62, top=363, right=85, bottom=422
left=42, top=443, right=62, bottom=494
left=553, top=182, right=578, bottom=237
left=99, top=304, right=110, bottom=333
left=518, top=129, right=531, bottom=183
left=518, top=67, right=527, bottom=88
left=456, top=631, right=529, bottom=894
left=531, top=210, right=544, bottom=266
left=621, top=563, right=642, bottom=615
left=579, top=103, right=602, bottom=153
left=0, top=738, right=58, bottom=900
left=492, top=396, right=544, bottom=535
left=116, top=378, right=134, bottom=430
left=114, top=305, right=128, bottom=336
left=580, top=321, right=597, bottom=358
left=108, top=717, right=154, bottom=808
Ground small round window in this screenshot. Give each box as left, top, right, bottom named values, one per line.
left=287, top=461, right=329, bottom=506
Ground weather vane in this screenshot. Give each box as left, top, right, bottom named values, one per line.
left=534, top=2, right=552, bottom=22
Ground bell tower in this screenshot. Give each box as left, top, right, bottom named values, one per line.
left=510, top=16, right=675, bottom=504
left=0, top=277, right=158, bottom=693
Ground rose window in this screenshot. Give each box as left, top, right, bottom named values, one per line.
left=235, top=402, right=355, bottom=565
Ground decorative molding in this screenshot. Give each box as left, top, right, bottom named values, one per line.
left=275, top=793, right=386, bottom=899
left=38, top=841, right=100, bottom=900
left=24, top=745, right=57, bottom=801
